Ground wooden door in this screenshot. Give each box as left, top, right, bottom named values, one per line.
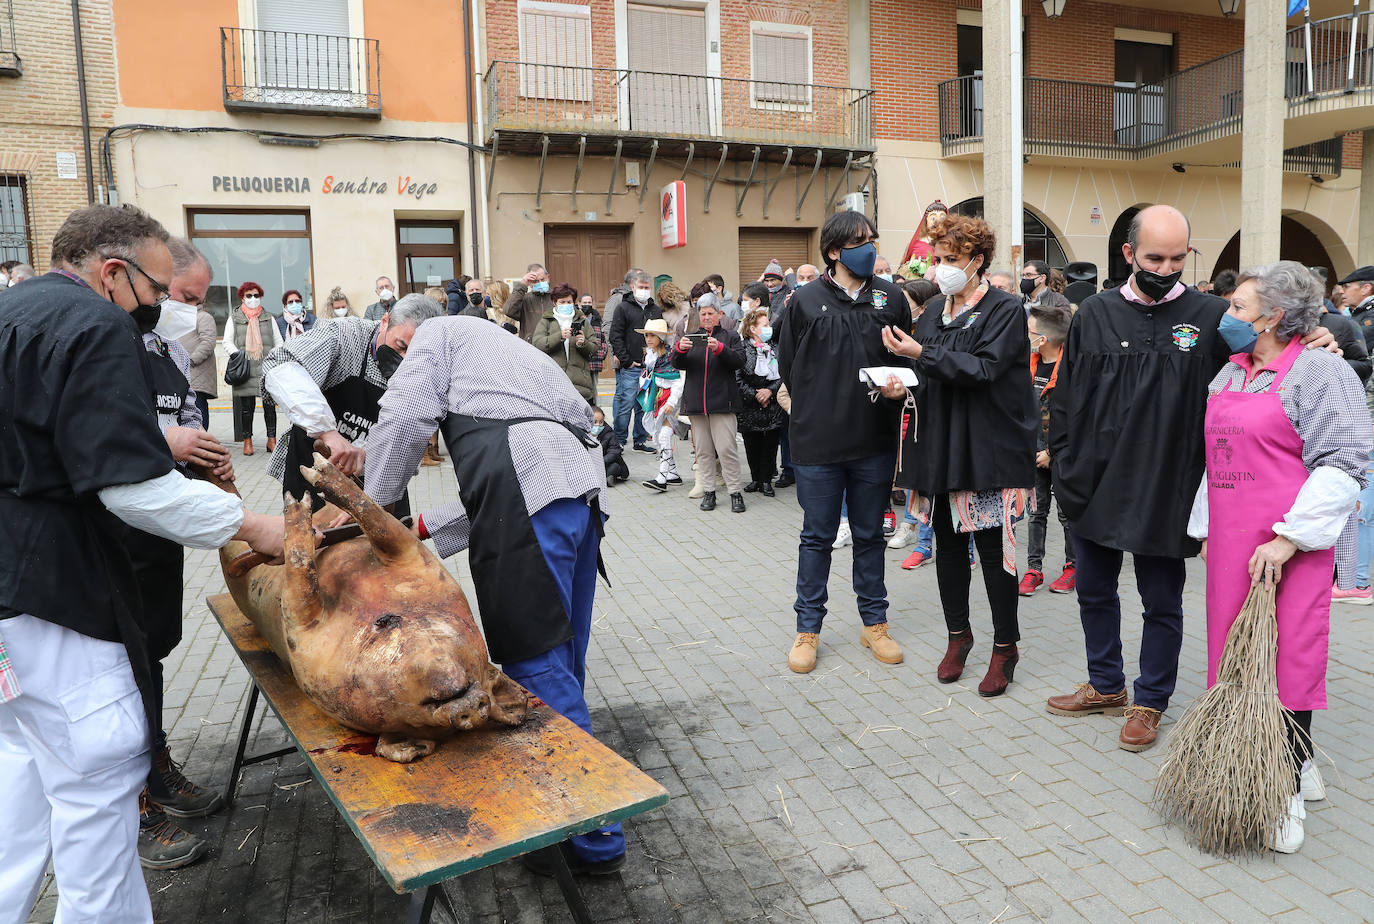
left=544, top=225, right=631, bottom=309
left=737, top=227, right=814, bottom=293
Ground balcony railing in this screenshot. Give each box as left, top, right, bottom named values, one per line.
left=939, top=10, right=1374, bottom=161
left=484, top=61, right=874, bottom=152
left=0, top=0, right=21, bottom=77
left=221, top=27, right=380, bottom=118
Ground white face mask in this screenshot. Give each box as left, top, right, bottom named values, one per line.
left=935, top=257, right=977, bottom=296
left=153, top=298, right=199, bottom=341
left=740, top=298, right=754, bottom=312
left=633, top=288, right=651, bottom=304
left=333, top=308, right=349, bottom=317
left=378, top=288, right=395, bottom=302
left=243, top=295, right=261, bottom=308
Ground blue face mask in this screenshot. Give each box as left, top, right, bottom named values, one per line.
left=759, top=326, right=773, bottom=342
left=592, top=423, right=605, bottom=435
left=1218, top=312, right=1259, bottom=354
left=532, top=280, right=550, bottom=294
left=837, top=241, right=878, bottom=279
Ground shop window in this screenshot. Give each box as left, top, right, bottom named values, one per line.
left=518, top=1, right=592, bottom=101
left=750, top=22, right=811, bottom=108
left=188, top=209, right=314, bottom=327
left=0, top=174, right=32, bottom=264
left=396, top=220, right=461, bottom=295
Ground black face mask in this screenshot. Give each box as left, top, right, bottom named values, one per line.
left=375, top=344, right=403, bottom=380
left=119, top=266, right=163, bottom=334
left=1019, top=277, right=1039, bottom=296
left=1132, top=259, right=1183, bottom=302
left=467, top=292, right=484, bottom=307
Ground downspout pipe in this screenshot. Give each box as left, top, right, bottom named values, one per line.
left=462, top=0, right=481, bottom=276
left=71, top=0, right=95, bottom=204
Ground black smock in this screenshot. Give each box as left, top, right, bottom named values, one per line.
left=1049, top=285, right=1229, bottom=559
left=895, top=286, right=1037, bottom=495
left=776, top=273, right=910, bottom=466
left=0, top=272, right=176, bottom=754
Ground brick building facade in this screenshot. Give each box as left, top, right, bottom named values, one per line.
left=0, top=0, right=116, bottom=272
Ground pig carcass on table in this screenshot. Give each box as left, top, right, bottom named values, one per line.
left=218, top=454, right=527, bottom=762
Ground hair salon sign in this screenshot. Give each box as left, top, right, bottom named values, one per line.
left=212, top=175, right=439, bottom=200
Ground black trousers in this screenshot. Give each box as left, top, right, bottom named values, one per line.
left=741, top=429, right=781, bottom=483
left=193, top=391, right=212, bottom=433
left=932, top=494, right=1020, bottom=645
left=1287, top=709, right=1313, bottom=789
left=1027, top=465, right=1074, bottom=572
left=233, top=394, right=277, bottom=441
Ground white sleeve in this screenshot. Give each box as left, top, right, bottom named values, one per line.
left=99, top=470, right=244, bottom=549
left=264, top=363, right=337, bottom=436
left=1273, top=466, right=1362, bottom=552
left=1186, top=477, right=1208, bottom=540
left=223, top=319, right=237, bottom=355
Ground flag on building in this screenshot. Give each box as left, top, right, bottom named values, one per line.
left=1289, top=0, right=1308, bottom=15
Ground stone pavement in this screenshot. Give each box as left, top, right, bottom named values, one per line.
left=28, top=398, right=1374, bottom=924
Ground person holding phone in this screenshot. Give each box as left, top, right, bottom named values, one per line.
left=672, top=300, right=747, bottom=512
left=532, top=283, right=600, bottom=406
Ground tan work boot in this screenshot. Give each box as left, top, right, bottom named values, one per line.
left=860, top=622, right=903, bottom=664
left=788, top=632, right=819, bottom=673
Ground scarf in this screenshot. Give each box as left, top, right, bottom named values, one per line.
left=752, top=340, right=779, bottom=380
left=240, top=304, right=264, bottom=359
left=285, top=314, right=305, bottom=339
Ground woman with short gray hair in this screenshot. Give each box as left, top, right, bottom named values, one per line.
left=1187, top=259, right=1373, bottom=854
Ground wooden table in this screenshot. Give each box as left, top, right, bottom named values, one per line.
left=207, top=593, right=669, bottom=923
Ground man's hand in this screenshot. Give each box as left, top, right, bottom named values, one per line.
left=327, top=510, right=355, bottom=530
left=319, top=429, right=365, bottom=476
left=755, top=387, right=772, bottom=405
left=1200, top=539, right=1208, bottom=563
left=881, top=325, right=924, bottom=360
left=166, top=426, right=231, bottom=468
left=521, top=270, right=541, bottom=286
left=1300, top=327, right=1341, bottom=355
left=236, top=511, right=287, bottom=564
left=879, top=374, right=907, bottom=401
left=1249, top=535, right=1298, bottom=588
left=1036, top=450, right=1050, bottom=469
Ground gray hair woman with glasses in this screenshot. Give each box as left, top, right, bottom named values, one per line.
left=1187, top=260, right=1372, bottom=854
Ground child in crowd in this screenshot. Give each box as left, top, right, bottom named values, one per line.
left=594, top=406, right=629, bottom=485
left=636, top=319, right=685, bottom=492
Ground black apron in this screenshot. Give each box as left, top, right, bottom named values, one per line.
left=437, top=414, right=605, bottom=665
left=282, top=348, right=409, bottom=517
left=128, top=341, right=188, bottom=664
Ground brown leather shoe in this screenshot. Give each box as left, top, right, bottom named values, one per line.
left=265, top=436, right=276, bottom=453
left=1045, top=682, right=1127, bottom=717
left=242, top=438, right=254, bottom=456
left=937, top=630, right=974, bottom=683
left=1119, top=705, right=1162, bottom=752
left=977, top=645, right=1019, bottom=697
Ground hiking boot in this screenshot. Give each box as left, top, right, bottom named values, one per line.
left=1046, top=682, right=1128, bottom=717
left=937, top=630, right=974, bottom=683
left=788, top=632, right=820, bottom=673
left=730, top=492, right=746, bottom=513
left=152, top=746, right=224, bottom=819
left=138, top=789, right=208, bottom=870
left=1118, top=704, right=1163, bottom=752
left=699, top=491, right=716, bottom=511
left=1049, top=564, right=1077, bottom=594
left=977, top=645, right=1019, bottom=697
left=860, top=623, right=903, bottom=664
left=1018, top=570, right=1044, bottom=596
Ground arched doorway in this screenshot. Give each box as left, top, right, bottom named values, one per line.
left=1212, top=218, right=1336, bottom=287
left=1107, top=206, right=1143, bottom=287
left=948, top=198, right=1068, bottom=268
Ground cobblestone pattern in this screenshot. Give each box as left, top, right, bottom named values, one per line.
left=29, top=401, right=1374, bottom=923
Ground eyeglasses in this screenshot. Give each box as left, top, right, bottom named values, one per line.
left=108, top=255, right=170, bottom=306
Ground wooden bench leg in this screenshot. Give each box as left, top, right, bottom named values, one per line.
left=544, top=846, right=593, bottom=924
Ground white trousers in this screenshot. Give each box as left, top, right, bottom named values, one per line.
left=0, top=615, right=152, bottom=924
left=655, top=424, right=679, bottom=480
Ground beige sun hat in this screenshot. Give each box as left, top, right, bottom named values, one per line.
left=635, top=318, right=672, bottom=337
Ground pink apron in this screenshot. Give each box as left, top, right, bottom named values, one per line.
left=1203, top=337, right=1330, bottom=711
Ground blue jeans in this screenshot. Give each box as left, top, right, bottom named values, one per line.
left=793, top=452, right=896, bottom=632
left=1358, top=451, right=1374, bottom=588
left=612, top=367, right=649, bottom=447
left=504, top=498, right=624, bottom=862
left=1074, top=535, right=1186, bottom=712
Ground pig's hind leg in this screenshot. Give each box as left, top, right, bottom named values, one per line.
left=299, top=453, right=417, bottom=567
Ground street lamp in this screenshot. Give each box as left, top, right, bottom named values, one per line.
left=1042, top=0, right=1067, bottom=17
left=1217, top=0, right=1241, bottom=16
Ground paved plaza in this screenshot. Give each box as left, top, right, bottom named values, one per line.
left=29, top=399, right=1374, bottom=924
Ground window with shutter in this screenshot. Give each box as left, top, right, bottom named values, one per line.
left=518, top=1, right=593, bottom=102
left=750, top=24, right=811, bottom=109
left=254, top=0, right=352, bottom=93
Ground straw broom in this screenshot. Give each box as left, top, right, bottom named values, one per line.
left=1154, top=582, right=1295, bottom=855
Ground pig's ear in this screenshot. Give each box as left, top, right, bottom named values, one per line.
left=300, top=453, right=418, bottom=566
left=485, top=666, right=529, bottom=726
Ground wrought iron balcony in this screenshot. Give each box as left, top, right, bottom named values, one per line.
left=938, top=9, right=1373, bottom=166
left=220, top=27, right=380, bottom=118
left=483, top=61, right=874, bottom=164
left=0, top=0, right=21, bottom=77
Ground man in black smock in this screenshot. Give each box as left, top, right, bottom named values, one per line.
left=0, top=205, right=285, bottom=923
left=1047, top=204, right=1332, bottom=753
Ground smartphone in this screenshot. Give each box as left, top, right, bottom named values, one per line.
left=571, top=319, right=584, bottom=334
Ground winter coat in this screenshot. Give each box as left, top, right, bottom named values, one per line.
left=736, top=340, right=785, bottom=433
left=532, top=308, right=601, bottom=403
left=505, top=282, right=552, bottom=342
left=608, top=295, right=663, bottom=369
left=670, top=323, right=746, bottom=415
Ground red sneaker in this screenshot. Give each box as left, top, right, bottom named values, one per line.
left=1049, top=564, right=1077, bottom=594
left=882, top=508, right=897, bottom=537
left=1017, top=570, right=1044, bottom=596
left=901, top=549, right=930, bottom=570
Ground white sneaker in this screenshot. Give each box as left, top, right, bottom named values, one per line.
left=1270, top=793, right=1306, bottom=854
left=833, top=520, right=853, bottom=549
left=1300, top=760, right=1327, bottom=802
left=887, top=521, right=916, bottom=549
